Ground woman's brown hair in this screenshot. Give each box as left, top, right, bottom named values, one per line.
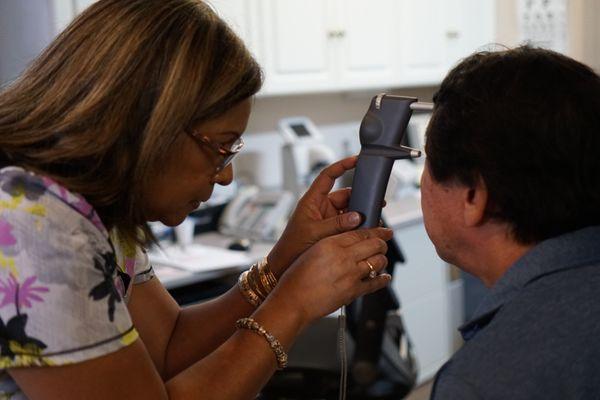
left=0, top=0, right=263, bottom=244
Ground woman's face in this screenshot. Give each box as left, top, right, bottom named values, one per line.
left=143, top=99, right=252, bottom=226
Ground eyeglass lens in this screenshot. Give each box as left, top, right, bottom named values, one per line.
left=215, top=137, right=243, bottom=172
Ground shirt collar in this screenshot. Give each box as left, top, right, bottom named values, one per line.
left=0, top=166, right=108, bottom=236
left=459, top=225, right=600, bottom=340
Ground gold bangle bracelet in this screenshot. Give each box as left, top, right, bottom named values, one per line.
left=259, top=271, right=273, bottom=295
left=238, top=271, right=261, bottom=307
left=248, top=264, right=269, bottom=300
left=238, top=258, right=278, bottom=308
left=239, top=271, right=260, bottom=306
left=236, top=317, right=288, bottom=370
left=258, top=257, right=278, bottom=289
left=258, top=260, right=274, bottom=292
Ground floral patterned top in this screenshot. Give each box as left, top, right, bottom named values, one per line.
left=0, top=166, right=154, bottom=399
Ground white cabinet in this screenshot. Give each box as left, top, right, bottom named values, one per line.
left=52, top=0, right=263, bottom=59
left=74, top=0, right=96, bottom=13
left=398, top=0, right=448, bottom=85
left=399, top=0, right=497, bottom=86
left=51, top=0, right=96, bottom=34
left=444, top=0, right=496, bottom=67
left=206, top=0, right=262, bottom=59
left=49, top=0, right=497, bottom=96
left=51, top=1, right=75, bottom=34
left=337, top=0, right=400, bottom=89
left=258, top=0, right=402, bottom=95
left=392, top=222, right=453, bottom=383
left=260, top=0, right=336, bottom=94
left=260, top=0, right=495, bottom=95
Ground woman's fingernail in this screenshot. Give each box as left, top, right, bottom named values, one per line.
left=347, top=212, right=361, bottom=225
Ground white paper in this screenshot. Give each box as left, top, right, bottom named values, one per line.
left=148, top=243, right=251, bottom=273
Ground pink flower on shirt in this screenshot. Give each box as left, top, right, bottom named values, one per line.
left=0, top=274, right=49, bottom=312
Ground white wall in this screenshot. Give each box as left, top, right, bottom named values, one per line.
left=246, top=86, right=438, bottom=134
left=570, top=0, right=600, bottom=71
left=495, top=0, right=600, bottom=70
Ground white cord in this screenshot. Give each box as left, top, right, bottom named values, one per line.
left=338, top=306, right=348, bottom=400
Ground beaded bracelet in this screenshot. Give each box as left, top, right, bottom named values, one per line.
left=236, top=317, right=288, bottom=370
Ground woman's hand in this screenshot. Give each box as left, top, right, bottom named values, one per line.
left=267, top=226, right=394, bottom=325
left=267, top=156, right=364, bottom=277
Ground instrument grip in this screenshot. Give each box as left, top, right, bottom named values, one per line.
left=348, top=155, right=395, bottom=228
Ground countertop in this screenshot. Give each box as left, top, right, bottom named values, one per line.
left=154, top=193, right=423, bottom=288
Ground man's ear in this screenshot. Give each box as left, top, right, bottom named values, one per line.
left=463, top=175, right=488, bottom=227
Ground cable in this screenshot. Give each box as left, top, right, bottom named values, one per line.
left=338, top=306, right=348, bottom=400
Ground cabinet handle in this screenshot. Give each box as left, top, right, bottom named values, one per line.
left=327, top=30, right=346, bottom=39
left=446, top=30, right=460, bottom=39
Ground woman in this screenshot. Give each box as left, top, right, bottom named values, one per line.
left=0, top=1, right=392, bottom=398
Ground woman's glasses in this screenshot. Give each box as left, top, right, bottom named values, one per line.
left=188, top=132, right=244, bottom=173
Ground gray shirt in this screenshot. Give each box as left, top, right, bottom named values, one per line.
left=431, top=226, right=600, bottom=400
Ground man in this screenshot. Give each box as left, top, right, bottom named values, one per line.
left=421, top=46, right=600, bottom=399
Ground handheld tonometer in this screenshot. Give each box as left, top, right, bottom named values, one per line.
left=345, top=94, right=433, bottom=390
left=348, top=94, right=432, bottom=227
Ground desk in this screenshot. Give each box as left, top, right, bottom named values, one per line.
left=154, top=232, right=274, bottom=291
left=154, top=193, right=425, bottom=307
left=154, top=193, right=423, bottom=291
left=382, top=192, right=423, bottom=229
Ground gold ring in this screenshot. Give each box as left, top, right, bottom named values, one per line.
left=366, top=260, right=377, bottom=279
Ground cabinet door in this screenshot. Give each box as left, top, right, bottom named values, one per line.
left=336, top=0, right=400, bottom=89
left=260, top=0, right=337, bottom=95
left=444, top=0, right=496, bottom=68
left=391, top=223, right=453, bottom=383
left=206, top=0, right=261, bottom=59
left=398, top=0, right=448, bottom=85
left=74, top=0, right=96, bottom=13
left=51, top=0, right=76, bottom=35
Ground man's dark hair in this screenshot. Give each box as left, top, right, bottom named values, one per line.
left=426, top=45, right=600, bottom=244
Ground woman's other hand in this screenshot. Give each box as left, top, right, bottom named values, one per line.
left=268, top=156, right=363, bottom=277
left=267, top=227, right=393, bottom=325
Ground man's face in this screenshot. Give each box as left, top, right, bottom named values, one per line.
left=420, top=160, right=466, bottom=266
